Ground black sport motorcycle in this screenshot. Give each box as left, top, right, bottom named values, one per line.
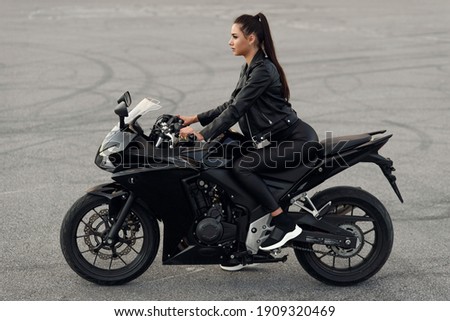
left=60, top=91, right=403, bottom=286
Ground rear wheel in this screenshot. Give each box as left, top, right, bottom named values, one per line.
left=294, top=186, right=393, bottom=286
left=60, top=194, right=159, bottom=285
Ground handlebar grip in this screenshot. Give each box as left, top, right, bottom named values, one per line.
left=188, top=133, right=197, bottom=142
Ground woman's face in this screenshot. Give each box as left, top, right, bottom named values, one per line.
left=229, top=23, right=254, bottom=57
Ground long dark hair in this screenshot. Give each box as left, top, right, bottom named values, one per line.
left=234, top=12, right=290, bottom=101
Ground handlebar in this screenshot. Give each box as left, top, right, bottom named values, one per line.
left=149, top=114, right=197, bottom=148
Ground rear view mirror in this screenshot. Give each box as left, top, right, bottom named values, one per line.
left=115, top=91, right=132, bottom=129
left=114, top=102, right=129, bottom=118
left=117, top=91, right=132, bottom=107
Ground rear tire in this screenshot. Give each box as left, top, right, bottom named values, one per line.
left=294, top=186, right=394, bottom=286
left=60, top=194, right=159, bottom=285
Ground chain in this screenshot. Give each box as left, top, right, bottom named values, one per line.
left=291, top=244, right=338, bottom=257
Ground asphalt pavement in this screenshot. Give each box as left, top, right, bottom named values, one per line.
left=0, top=0, right=449, bottom=301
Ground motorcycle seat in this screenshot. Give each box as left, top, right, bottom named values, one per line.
left=318, top=133, right=371, bottom=157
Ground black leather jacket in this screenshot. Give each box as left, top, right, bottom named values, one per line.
left=198, top=50, right=298, bottom=142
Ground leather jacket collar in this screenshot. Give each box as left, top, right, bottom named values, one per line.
left=244, top=50, right=266, bottom=75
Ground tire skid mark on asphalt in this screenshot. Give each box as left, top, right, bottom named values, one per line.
left=392, top=214, right=450, bottom=222
left=118, top=42, right=217, bottom=115
left=382, top=119, right=433, bottom=152
left=0, top=185, right=49, bottom=196
left=31, top=53, right=115, bottom=119
left=322, top=73, right=377, bottom=117
left=0, top=42, right=114, bottom=116
left=286, top=55, right=449, bottom=123
left=0, top=137, right=60, bottom=155
left=291, top=63, right=444, bottom=86
left=22, top=6, right=223, bottom=117
left=0, top=40, right=217, bottom=125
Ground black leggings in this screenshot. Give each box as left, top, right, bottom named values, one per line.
left=232, top=119, right=318, bottom=212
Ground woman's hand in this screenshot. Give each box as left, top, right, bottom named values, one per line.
left=180, top=126, right=204, bottom=141
left=178, top=115, right=199, bottom=127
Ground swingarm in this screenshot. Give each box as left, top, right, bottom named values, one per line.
left=288, top=211, right=359, bottom=249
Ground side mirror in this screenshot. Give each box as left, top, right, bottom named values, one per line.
left=115, top=91, right=131, bottom=130
left=117, top=91, right=132, bottom=107
left=114, top=102, right=128, bottom=118
left=114, top=102, right=128, bottom=130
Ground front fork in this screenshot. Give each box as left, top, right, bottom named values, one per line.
left=105, top=192, right=136, bottom=245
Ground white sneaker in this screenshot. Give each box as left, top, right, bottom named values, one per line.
left=219, top=262, right=258, bottom=272
left=259, top=225, right=302, bottom=251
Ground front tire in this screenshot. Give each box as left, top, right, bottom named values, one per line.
left=60, top=194, right=159, bottom=285
left=294, top=186, right=394, bottom=286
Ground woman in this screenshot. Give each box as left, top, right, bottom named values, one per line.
left=180, top=13, right=318, bottom=255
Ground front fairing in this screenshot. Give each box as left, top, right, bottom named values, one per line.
left=95, top=98, right=161, bottom=171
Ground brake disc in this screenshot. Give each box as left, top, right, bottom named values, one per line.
left=83, top=209, right=137, bottom=260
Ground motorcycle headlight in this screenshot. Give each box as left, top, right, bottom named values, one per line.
left=95, top=144, right=119, bottom=171
left=100, top=143, right=120, bottom=155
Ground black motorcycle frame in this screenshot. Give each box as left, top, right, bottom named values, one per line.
left=88, top=112, right=403, bottom=266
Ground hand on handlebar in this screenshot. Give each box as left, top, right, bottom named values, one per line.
left=180, top=126, right=204, bottom=141
left=177, top=115, right=199, bottom=127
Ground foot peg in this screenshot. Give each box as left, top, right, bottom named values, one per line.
left=293, top=193, right=331, bottom=218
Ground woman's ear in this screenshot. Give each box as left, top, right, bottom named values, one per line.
left=247, top=33, right=257, bottom=47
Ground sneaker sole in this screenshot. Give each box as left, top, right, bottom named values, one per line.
left=259, top=225, right=302, bottom=251
left=220, top=264, right=245, bottom=272
left=219, top=263, right=259, bottom=272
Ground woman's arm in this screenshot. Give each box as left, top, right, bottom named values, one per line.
left=179, top=98, right=233, bottom=127
left=199, top=64, right=272, bottom=141
left=196, top=99, right=233, bottom=126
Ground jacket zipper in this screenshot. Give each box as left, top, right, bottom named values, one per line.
left=245, top=112, right=273, bottom=142
left=260, top=112, right=273, bottom=125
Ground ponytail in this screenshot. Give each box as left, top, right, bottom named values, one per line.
left=234, top=13, right=290, bottom=101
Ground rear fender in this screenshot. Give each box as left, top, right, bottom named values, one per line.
left=361, top=152, right=404, bottom=203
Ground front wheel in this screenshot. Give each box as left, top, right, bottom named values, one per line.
left=294, top=186, right=394, bottom=286
left=60, top=194, right=160, bottom=285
